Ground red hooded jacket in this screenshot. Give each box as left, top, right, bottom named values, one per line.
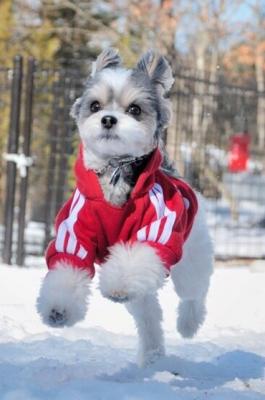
left=46, top=147, right=198, bottom=278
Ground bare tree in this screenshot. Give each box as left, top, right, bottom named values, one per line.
left=177, top=0, right=243, bottom=146
left=248, top=1, right=265, bottom=148
left=112, top=0, right=182, bottom=64
left=11, top=0, right=118, bottom=63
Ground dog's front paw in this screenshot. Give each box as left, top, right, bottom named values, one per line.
left=99, top=242, right=166, bottom=302
left=48, top=308, right=68, bottom=327
left=37, top=264, right=91, bottom=327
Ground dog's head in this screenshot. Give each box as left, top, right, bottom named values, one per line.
left=71, top=48, right=174, bottom=169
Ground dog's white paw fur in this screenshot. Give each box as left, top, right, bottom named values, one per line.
left=99, top=242, right=166, bottom=302
left=177, top=299, right=206, bottom=338
left=126, top=294, right=165, bottom=367
left=138, top=346, right=165, bottom=367
left=37, top=263, right=91, bottom=327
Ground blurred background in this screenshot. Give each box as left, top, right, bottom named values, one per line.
left=0, top=0, right=264, bottom=267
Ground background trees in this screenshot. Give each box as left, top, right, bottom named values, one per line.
left=0, top=1, right=263, bottom=85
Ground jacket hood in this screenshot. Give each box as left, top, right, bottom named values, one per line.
left=74, top=145, right=162, bottom=200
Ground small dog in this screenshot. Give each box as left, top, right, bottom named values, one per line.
left=37, top=49, right=213, bottom=367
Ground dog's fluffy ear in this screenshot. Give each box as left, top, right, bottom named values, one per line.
left=91, top=48, right=122, bottom=77
left=70, top=97, right=82, bottom=120
left=136, top=50, right=174, bottom=93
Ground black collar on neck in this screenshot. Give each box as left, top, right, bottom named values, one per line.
left=97, top=152, right=153, bottom=186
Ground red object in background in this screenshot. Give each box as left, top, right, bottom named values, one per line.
left=228, top=133, right=250, bottom=172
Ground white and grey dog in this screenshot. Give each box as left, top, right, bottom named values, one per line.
left=37, top=48, right=213, bottom=367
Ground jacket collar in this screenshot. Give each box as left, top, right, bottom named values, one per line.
left=74, top=145, right=162, bottom=201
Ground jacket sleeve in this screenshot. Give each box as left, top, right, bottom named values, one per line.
left=134, top=181, right=198, bottom=271
left=45, top=189, right=97, bottom=278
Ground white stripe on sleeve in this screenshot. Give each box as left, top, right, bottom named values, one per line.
left=77, top=245, right=88, bottom=260
left=137, top=226, right=147, bottom=242
left=55, top=190, right=88, bottom=259
left=147, top=219, right=161, bottom=242
left=69, top=189, right=80, bottom=213
left=66, top=194, right=85, bottom=254
left=158, top=211, right=176, bottom=245
left=55, top=221, right=67, bottom=252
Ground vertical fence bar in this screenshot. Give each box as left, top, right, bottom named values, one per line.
left=43, top=78, right=60, bottom=250
left=55, top=74, right=71, bottom=214
left=55, top=107, right=66, bottom=214
left=16, top=57, right=35, bottom=266
left=2, top=55, right=23, bottom=265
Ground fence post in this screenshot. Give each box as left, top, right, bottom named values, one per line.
left=2, top=55, right=23, bottom=265
left=43, top=78, right=60, bottom=250
left=55, top=73, right=71, bottom=215
left=16, top=57, right=35, bottom=266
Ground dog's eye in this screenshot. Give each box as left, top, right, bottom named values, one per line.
left=127, top=104, right=141, bottom=116
left=90, top=101, right=101, bottom=113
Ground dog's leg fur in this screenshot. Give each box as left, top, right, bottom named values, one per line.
left=126, top=293, right=165, bottom=367
left=37, top=263, right=91, bottom=327
left=171, top=194, right=214, bottom=338
left=99, top=241, right=166, bottom=302
left=99, top=242, right=166, bottom=366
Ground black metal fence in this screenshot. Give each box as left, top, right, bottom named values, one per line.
left=167, top=66, right=265, bottom=260
left=1, top=56, right=265, bottom=265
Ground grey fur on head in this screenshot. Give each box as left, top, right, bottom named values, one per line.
left=132, top=50, right=174, bottom=138
left=70, top=97, right=82, bottom=120
left=136, top=50, right=174, bottom=93
left=69, top=47, right=177, bottom=203
left=70, top=48, right=174, bottom=125
left=91, top=48, right=122, bottom=77
left=70, top=48, right=174, bottom=157
left=70, top=48, right=122, bottom=120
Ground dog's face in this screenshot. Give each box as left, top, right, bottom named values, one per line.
left=71, top=49, right=174, bottom=168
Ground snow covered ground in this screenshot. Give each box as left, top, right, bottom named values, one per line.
left=0, top=262, right=265, bottom=399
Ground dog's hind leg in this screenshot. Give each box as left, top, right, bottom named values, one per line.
left=126, top=293, right=165, bottom=367
left=171, top=194, right=214, bottom=338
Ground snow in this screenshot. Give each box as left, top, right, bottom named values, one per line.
left=0, top=263, right=265, bottom=399
left=207, top=199, right=265, bottom=259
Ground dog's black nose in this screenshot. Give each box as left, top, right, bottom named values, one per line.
left=101, top=115, right=117, bottom=129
